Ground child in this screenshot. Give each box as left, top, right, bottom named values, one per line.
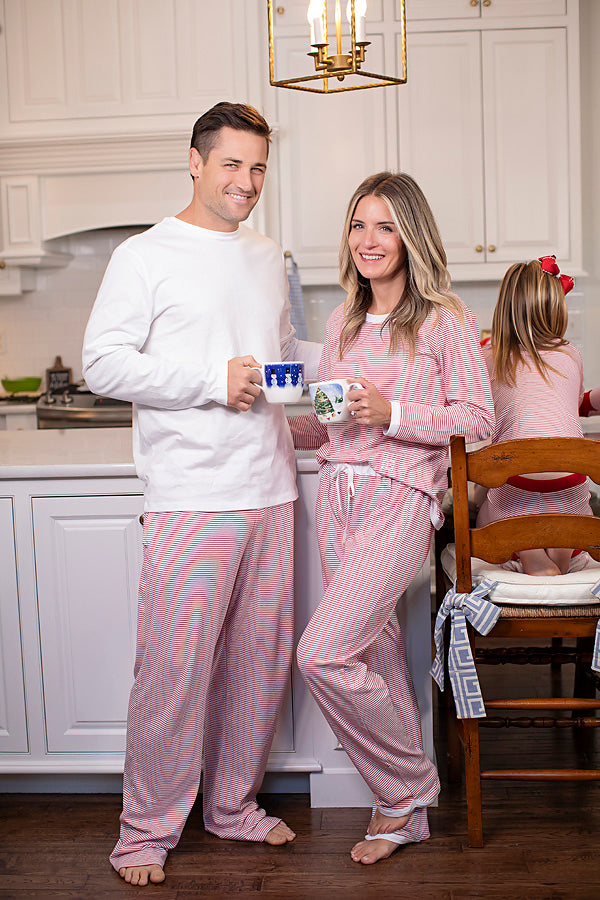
left=476, top=255, right=597, bottom=576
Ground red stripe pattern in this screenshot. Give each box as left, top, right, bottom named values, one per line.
left=292, top=300, right=494, bottom=507
left=477, top=343, right=592, bottom=523
left=109, top=504, right=295, bottom=871
left=297, top=467, right=441, bottom=843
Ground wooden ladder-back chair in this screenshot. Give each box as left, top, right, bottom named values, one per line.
left=435, top=434, right=600, bottom=847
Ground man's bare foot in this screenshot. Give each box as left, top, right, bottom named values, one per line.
left=118, top=865, right=165, bottom=886
left=264, top=820, right=296, bottom=845
left=367, top=808, right=410, bottom=836
left=351, top=837, right=400, bottom=865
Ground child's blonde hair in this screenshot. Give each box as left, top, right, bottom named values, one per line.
left=338, top=172, right=462, bottom=359
left=491, top=259, right=569, bottom=386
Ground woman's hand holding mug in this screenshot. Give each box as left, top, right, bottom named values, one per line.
left=347, top=376, right=392, bottom=428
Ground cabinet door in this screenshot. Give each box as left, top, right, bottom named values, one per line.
left=4, top=0, right=250, bottom=125
left=33, top=494, right=143, bottom=752
left=404, top=0, right=481, bottom=20
left=31, top=493, right=296, bottom=759
left=0, top=498, right=28, bottom=752
left=481, top=1, right=566, bottom=18
left=404, top=0, right=565, bottom=17
left=396, top=31, right=486, bottom=265
left=273, top=0, right=384, bottom=28
left=274, top=34, right=388, bottom=275
left=482, top=28, right=570, bottom=263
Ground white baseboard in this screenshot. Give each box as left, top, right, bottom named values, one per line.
left=309, top=769, right=373, bottom=808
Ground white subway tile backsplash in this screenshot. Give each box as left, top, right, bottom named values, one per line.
left=0, top=226, right=144, bottom=388
left=0, top=229, right=591, bottom=393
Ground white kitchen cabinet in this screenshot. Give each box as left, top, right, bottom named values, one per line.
left=0, top=497, right=28, bottom=752
left=0, top=406, right=37, bottom=430
left=481, top=28, right=570, bottom=264
left=32, top=493, right=144, bottom=753
left=269, top=1, right=580, bottom=282
left=405, top=0, right=566, bottom=20
left=396, top=18, right=580, bottom=278
left=271, top=0, right=384, bottom=29
left=396, top=30, right=485, bottom=266
left=0, top=429, right=435, bottom=806
left=270, top=30, right=392, bottom=281
left=30, top=491, right=294, bottom=757
left=1, top=0, right=254, bottom=133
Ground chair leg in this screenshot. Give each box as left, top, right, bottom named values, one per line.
left=574, top=636, right=595, bottom=699
left=550, top=637, right=563, bottom=696
left=445, top=695, right=463, bottom=783
left=441, top=617, right=463, bottom=783
left=462, top=717, right=484, bottom=848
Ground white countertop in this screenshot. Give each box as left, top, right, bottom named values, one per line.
left=0, top=428, right=318, bottom=479
left=0, top=403, right=38, bottom=414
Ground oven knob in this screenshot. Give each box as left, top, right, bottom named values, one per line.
left=61, top=391, right=73, bottom=405
left=44, top=391, right=56, bottom=404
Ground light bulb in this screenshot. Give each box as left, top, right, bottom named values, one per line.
left=307, top=0, right=326, bottom=45
left=346, top=0, right=367, bottom=42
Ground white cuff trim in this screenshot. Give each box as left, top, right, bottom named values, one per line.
left=384, top=400, right=401, bottom=437
left=364, top=832, right=414, bottom=845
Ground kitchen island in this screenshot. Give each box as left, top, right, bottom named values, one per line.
left=0, top=428, right=434, bottom=805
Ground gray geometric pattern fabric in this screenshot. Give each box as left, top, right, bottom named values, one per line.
left=430, top=579, right=500, bottom=719
left=588, top=579, right=600, bottom=672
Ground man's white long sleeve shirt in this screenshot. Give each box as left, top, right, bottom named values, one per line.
left=83, top=216, right=320, bottom=511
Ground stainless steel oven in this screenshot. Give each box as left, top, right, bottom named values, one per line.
left=36, top=389, right=132, bottom=428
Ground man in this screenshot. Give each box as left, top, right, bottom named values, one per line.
left=82, top=102, right=321, bottom=887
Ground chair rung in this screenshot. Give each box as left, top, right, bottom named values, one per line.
left=485, top=698, right=600, bottom=710
left=481, top=769, right=600, bottom=781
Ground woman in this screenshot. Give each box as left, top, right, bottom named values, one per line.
left=291, top=172, right=495, bottom=864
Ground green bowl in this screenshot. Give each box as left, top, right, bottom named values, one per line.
left=1, top=377, right=42, bottom=393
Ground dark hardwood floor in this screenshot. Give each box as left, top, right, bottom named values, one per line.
left=2, top=643, right=599, bottom=899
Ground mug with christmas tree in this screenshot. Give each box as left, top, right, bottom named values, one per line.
left=309, top=379, right=361, bottom=424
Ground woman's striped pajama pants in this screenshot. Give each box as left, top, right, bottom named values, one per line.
left=297, top=464, right=440, bottom=845
left=109, top=503, right=295, bottom=872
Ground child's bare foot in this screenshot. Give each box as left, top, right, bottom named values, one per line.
left=118, top=865, right=165, bottom=886
left=367, top=808, right=410, bottom=836
left=264, top=820, right=296, bottom=844
left=519, top=548, right=561, bottom=577
left=547, top=547, right=574, bottom=575
left=351, top=837, right=400, bottom=865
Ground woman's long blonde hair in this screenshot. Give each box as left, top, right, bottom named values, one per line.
left=338, top=172, right=461, bottom=359
left=491, top=260, right=569, bottom=386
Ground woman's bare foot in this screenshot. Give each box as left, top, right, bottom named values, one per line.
left=519, top=548, right=561, bottom=577
left=118, top=865, right=165, bottom=886
left=367, top=808, right=410, bottom=836
left=264, top=820, right=296, bottom=845
left=351, top=837, right=400, bottom=865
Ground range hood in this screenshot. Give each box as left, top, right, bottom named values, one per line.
left=0, top=131, right=192, bottom=293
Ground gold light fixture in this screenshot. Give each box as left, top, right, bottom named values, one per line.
left=268, top=0, right=406, bottom=94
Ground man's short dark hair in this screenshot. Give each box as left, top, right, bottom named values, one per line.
left=190, top=102, right=272, bottom=162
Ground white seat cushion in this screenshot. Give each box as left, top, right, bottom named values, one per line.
left=441, top=544, right=600, bottom=606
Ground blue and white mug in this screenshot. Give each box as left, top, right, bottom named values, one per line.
left=252, top=361, right=305, bottom=403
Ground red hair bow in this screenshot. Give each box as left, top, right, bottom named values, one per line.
left=538, top=254, right=574, bottom=295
